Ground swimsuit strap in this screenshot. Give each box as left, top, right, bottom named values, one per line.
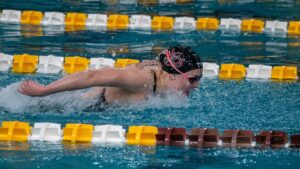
left=153, top=70, right=157, bottom=93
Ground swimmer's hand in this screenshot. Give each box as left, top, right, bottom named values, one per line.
left=18, top=81, right=46, bottom=96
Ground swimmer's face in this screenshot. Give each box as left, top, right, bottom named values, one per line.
left=170, top=68, right=202, bottom=96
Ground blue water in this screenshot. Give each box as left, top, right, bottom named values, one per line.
left=1, top=1, right=300, bottom=169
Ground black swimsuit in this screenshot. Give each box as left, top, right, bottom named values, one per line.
left=98, top=87, right=107, bottom=103
left=92, top=70, right=157, bottom=109
left=87, top=87, right=107, bottom=111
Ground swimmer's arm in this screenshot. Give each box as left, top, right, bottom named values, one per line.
left=19, top=70, right=102, bottom=96
left=19, top=68, right=153, bottom=96
left=91, top=68, right=154, bottom=92
left=47, top=68, right=153, bottom=94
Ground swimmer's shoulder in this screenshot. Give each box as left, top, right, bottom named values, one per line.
left=132, top=60, right=161, bottom=71
left=120, top=61, right=161, bottom=84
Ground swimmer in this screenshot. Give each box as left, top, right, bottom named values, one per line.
left=18, top=46, right=203, bottom=106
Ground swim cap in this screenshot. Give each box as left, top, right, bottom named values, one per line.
left=159, top=46, right=203, bottom=74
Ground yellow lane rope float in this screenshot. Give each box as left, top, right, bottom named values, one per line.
left=0, top=9, right=299, bottom=35
left=0, top=53, right=298, bottom=81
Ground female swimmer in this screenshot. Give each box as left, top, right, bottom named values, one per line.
left=18, top=46, right=203, bottom=106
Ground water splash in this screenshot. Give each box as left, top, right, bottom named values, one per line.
left=0, top=83, right=189, bottom=113
left=0, top=82, right=97, bottom=113
left=107, top=90, right=189, bottom=112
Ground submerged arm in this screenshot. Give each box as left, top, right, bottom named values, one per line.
left=18, top=67, right=154, bottom=96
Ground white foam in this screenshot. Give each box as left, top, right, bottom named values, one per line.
left=108, top=90, right=189, bottom=111
left=0, top=83, right=97, bottom=113
left=0, top=82, right=31, bottom=112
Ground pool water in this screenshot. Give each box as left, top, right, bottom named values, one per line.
left=0, top=0, right=300, bottom=169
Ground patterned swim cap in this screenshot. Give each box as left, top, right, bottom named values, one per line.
left=159, top=46, right=203, bottom=74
